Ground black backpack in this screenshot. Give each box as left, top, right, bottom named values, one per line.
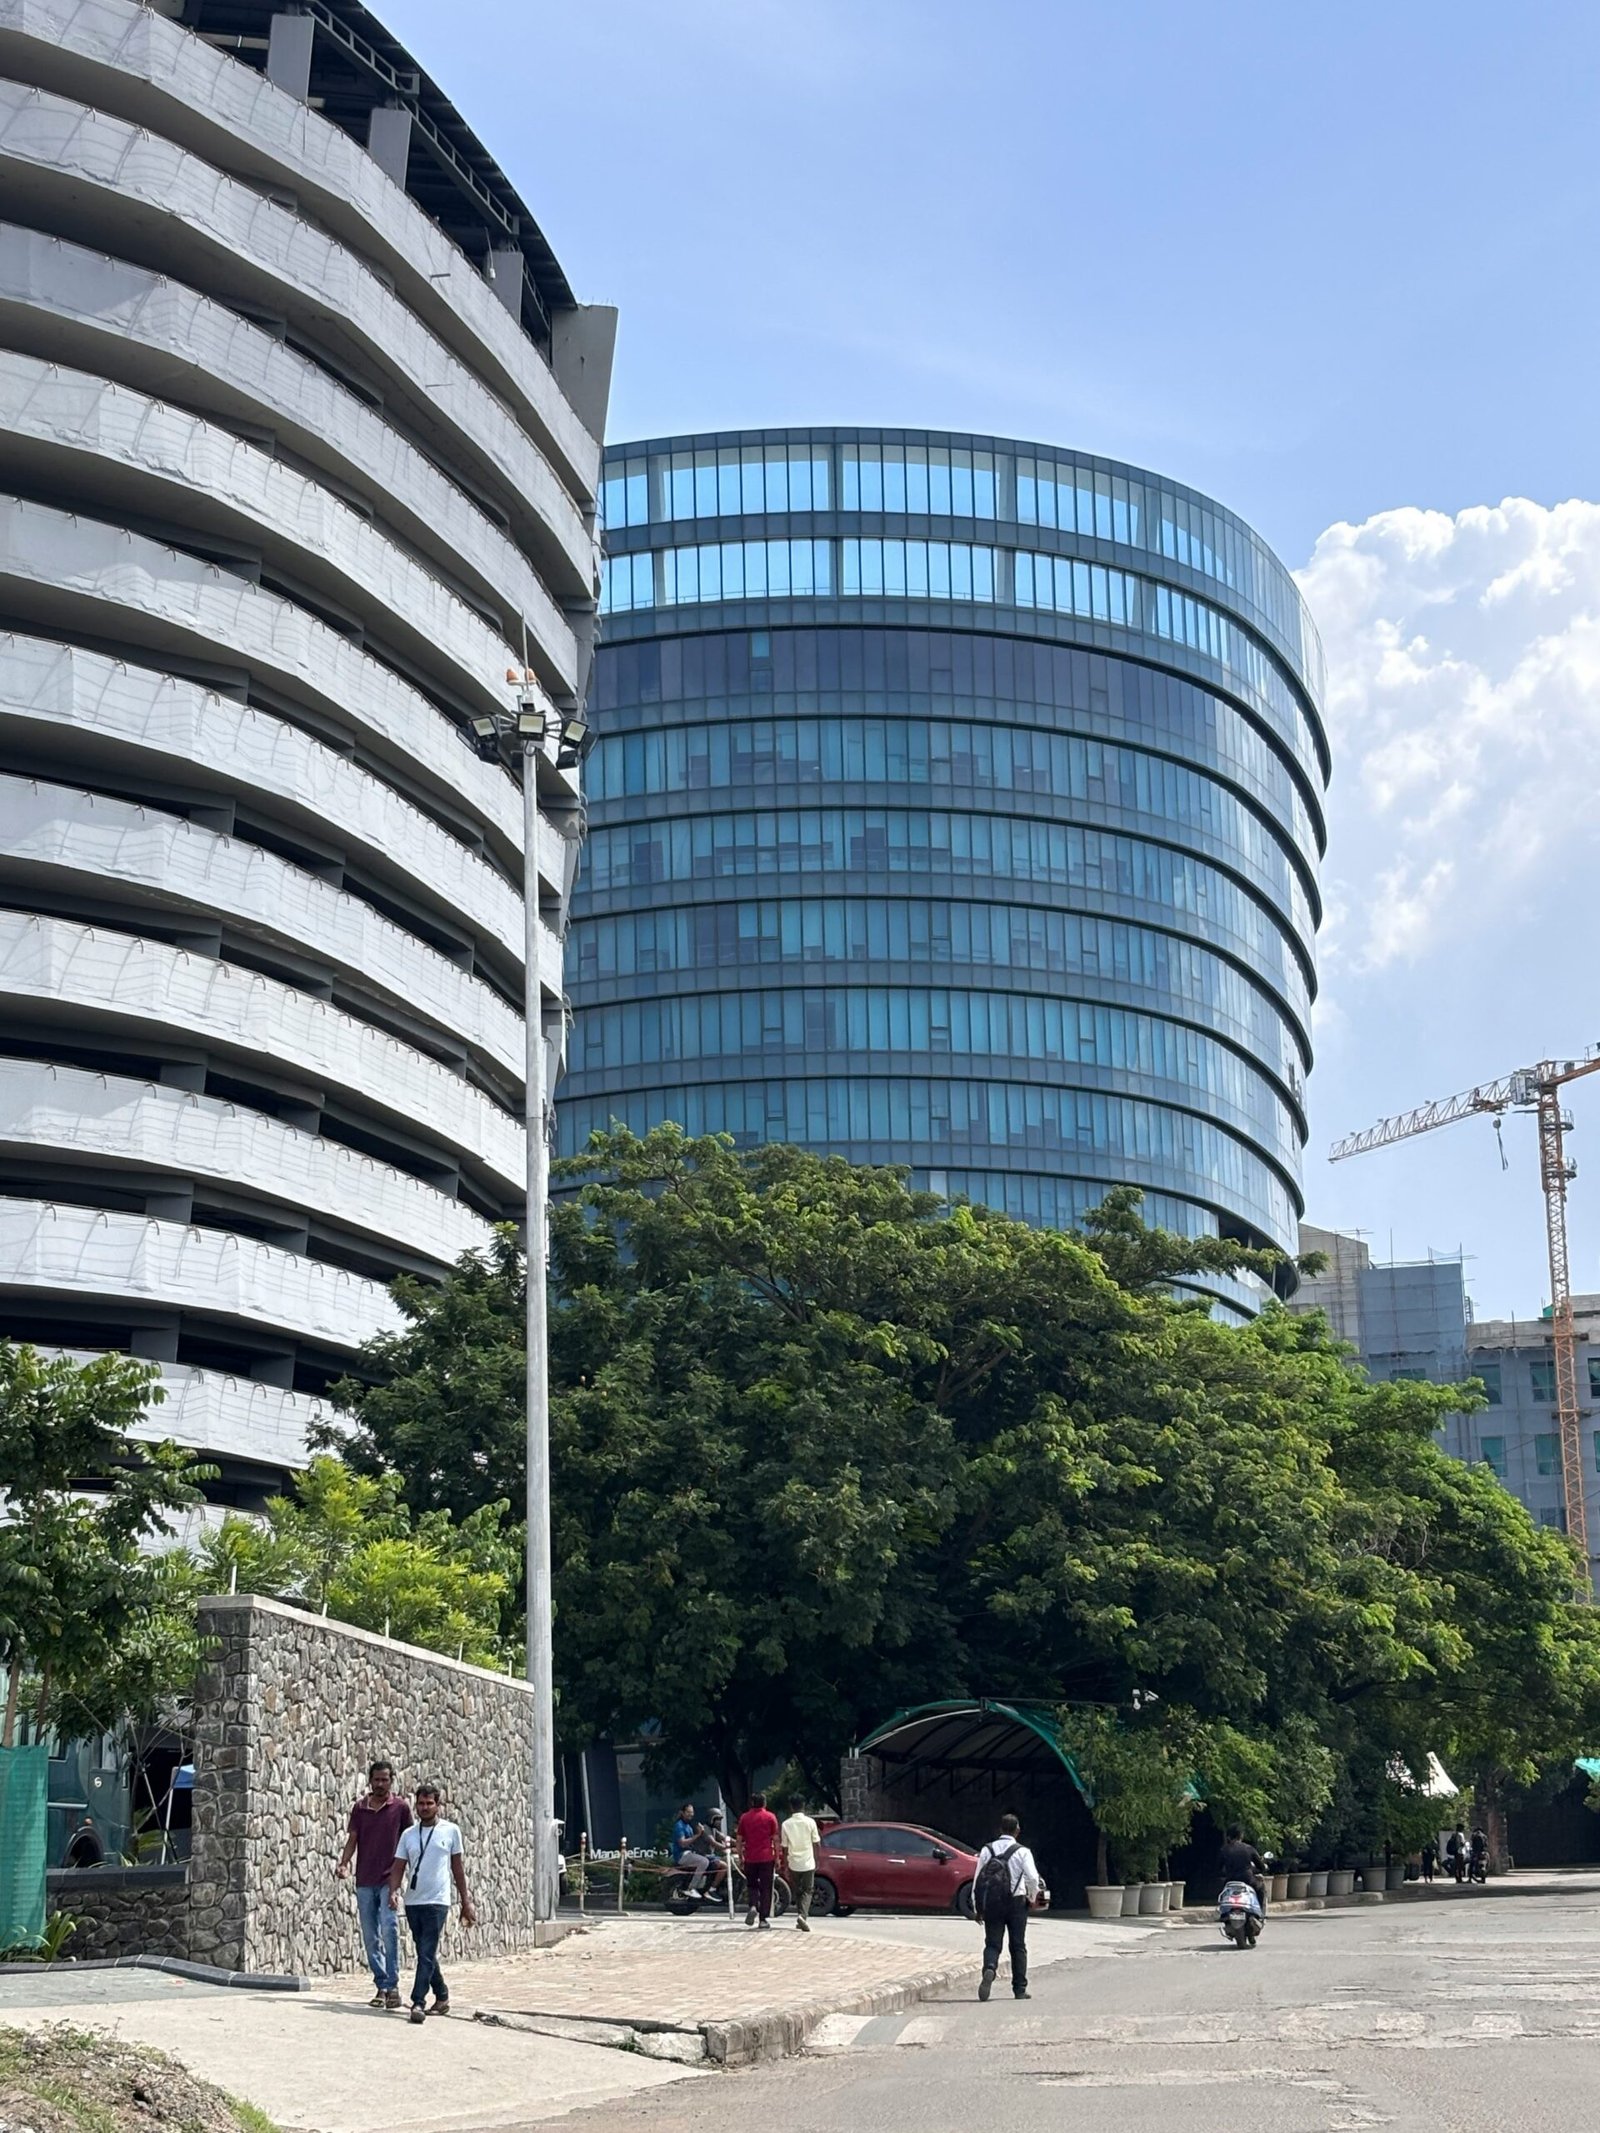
left=974, top=1838, right=1019, bottom=1916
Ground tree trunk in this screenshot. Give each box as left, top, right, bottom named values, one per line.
left=1096, top=1827, right=1110, bottom=1886
left=32, top=1661, right=52, bottom=1735
left=1, top=1655, right=20, bottom=1748
left=1474, top=1767, right=1511, bottom=1875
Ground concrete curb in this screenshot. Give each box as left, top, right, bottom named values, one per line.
left=0, top=1955, right=309, bottom=1989
left=475, top=1949, right=989, bottom=2069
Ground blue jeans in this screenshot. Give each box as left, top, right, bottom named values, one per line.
left=355, top=1883, right=398, bottom=1993
left=405, top=1903, right=449, bottom=2009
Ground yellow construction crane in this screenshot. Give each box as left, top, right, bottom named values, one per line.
left=1330, top=1052, right=1600, bottom=1584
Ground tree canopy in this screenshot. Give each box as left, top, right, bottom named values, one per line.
left=332, top=1128, right=1600, bottom=1829
left=0, top=1344, right=204, bottom=1744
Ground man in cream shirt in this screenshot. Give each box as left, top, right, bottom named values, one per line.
left=780, top=1797, right=822, bottom=1931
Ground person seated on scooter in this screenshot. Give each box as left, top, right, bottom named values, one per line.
left=670, top=1801, right=718, bottom=1899
left=701, top=1809, right=732, bottom=1896
left=1218, top=1824, right=1269, bottom=1913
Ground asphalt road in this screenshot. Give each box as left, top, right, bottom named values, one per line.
left=581, top=1890, right=1600, bottom=2132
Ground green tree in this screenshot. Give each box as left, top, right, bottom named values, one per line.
left=1056, top=1706, right=1198, bottom=1885
left=330, top=1133, right=1600, bottom=1831
left=194, top=1458, right=516, bottom=1669
left=0, top=1344, right=202, bottom=1744
left=325, top=1233, right=525, bottom=1522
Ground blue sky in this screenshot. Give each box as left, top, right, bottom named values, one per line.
left=384, top=0, right=1600, bottom=1316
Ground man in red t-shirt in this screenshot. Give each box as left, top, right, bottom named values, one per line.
left=736, top=1792, right=781, bottom=1928
left=335, top=1759, right=412, bottom=2005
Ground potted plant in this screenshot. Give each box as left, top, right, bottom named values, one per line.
left=1058, top=1708, right=1197, bottom=1924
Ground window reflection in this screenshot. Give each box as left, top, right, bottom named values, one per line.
left=566, top=898, right=1310, bottom=1076
left=599, top=436, right=1324, bottom=705
left=840, top=443, right=998, bottom=518
left=588, top=718, right=1316, bottom=913
left=566, top=988, right=1297, bottom=1152
left=557, top=1076, right=1297, bottom=1245
left=583, top=807, right=1314, bottom=967
left=841, top=539, right=997, bottom=602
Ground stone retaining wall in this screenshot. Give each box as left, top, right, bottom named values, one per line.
left=46, top=1865, right=188, bottom=1961
left=187, top=1595, right=539, bottom=1977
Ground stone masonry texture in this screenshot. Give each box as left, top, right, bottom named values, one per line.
left=47, top=1866, right=189, bottom=1961
left=186, top=1595, right=538, bottom=1977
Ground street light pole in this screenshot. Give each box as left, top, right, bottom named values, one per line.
left=521, top=736, right=557, bottom=1924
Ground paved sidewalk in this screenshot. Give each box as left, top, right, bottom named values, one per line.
left=0, top=1964, right=700, bottom=2130
left=0, top=1909, right=1160, bottom=2124
left=319, top=1909, right=1165, bottom=2063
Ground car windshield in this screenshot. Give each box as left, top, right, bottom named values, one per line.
left=912, top=1827, right=967, bottom=1851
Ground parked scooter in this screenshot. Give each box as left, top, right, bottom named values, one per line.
left=1218, top=1879, right=1264, bottom=1948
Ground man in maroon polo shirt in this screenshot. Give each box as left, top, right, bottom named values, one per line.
left=736, top=1792, right=781, bottom=1929
left=335, top=1759, right=412, bottom=2007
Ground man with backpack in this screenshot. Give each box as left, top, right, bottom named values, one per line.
left=973, top=1812, right=1046, bottom=2002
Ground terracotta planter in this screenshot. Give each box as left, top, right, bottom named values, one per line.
left=1085, top=1885, right=1125, bottom=1920
left=1286, top=1872, right=1311, bottom=1900
left=1120, top=1883, right=1143, bottom=1916
left=1167, top=1879, right=1186, bottom=1911
left=1270, top=1873, right=1289, bottom=1905
left=1307, top=1870, right=1329, bottom=1897
left=1138, top=1881, right=1170, bottom=1915
left=1327, top=1869, right=1356, bottom=1896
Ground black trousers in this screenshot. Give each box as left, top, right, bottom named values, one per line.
left=405, top=1902, right=448, bottom=2008
left=981, top=1896, right=1029, bottom=1994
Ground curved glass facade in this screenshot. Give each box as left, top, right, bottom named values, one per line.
left=568, top=428, right=1327, bottom=1309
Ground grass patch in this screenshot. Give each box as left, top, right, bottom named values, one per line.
left=0, top=2025, right=282, bottom=2133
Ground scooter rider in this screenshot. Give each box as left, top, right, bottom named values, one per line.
left=1218, top=1823, right=1269, bottom=1913
left=670, top=1801, right=721, bottom=1900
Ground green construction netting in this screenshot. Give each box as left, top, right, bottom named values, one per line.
left=0, top=1743, right=48, bottom=1951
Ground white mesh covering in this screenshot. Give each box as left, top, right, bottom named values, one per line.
left=0, top=912, right=524, bottom=1187
left=0, top=224, right=590, bottom=602
left=0, top=775, right=530, bottom=1075
left=0, top=350, right=572, bottom=701
left=0, top=1199, right=401, bottom=1350
left=0, top=492, right=550, bottom=861
left=0, top=635, right=528, bottom=958
left=0, top=1060, right=494, bottom=1263
left=0, top=79, right=583, bottom=693
left=0, top=0, right=598, bottom=496
left=43, top=1351, right=327, bottom=1469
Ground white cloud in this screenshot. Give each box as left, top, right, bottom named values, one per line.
left=1297, top=498, right=1600, bottom=972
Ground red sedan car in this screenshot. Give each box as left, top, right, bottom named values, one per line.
left=809, top=1821, right=979, bottom=1916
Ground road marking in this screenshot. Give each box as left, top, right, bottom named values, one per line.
left=806, top=2011, right=950, bottom=2055
left=805, top=2014, right=872, bottom=2054
left=1034, top=2067, right=1345, bottom=2091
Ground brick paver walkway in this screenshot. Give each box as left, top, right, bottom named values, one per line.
left=324, top=1914, right=965, bottom=2030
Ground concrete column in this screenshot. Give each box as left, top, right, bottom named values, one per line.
left=488, top=247, right=525, bottom=320
left=266, top=13, right=315, bottom=101
left=366, top=105, right=413, bottom=186
left=552, top=303, right=618, bottom=446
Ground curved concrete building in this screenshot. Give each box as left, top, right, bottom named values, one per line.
left=567, top=430, right=1325, bottom=1315
left=0, top=0, right=613, bottom=1499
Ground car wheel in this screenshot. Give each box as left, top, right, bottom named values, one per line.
left=810, top=1876, right=839, bottom=1917
left=955, top=1880, right=975, bottom=1919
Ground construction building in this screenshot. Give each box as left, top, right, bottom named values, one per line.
left=1296, top=1225, right=1600, bottom=1561
left=0, top=0, right=614, bottom=1506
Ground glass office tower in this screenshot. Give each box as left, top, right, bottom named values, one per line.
left=564, top=430, right=1327, bottom=1314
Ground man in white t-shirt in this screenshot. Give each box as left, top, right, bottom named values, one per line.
left=780, top=1799, right=822, bottom=1930
left=388, top=1782, right=475, bottom=2023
